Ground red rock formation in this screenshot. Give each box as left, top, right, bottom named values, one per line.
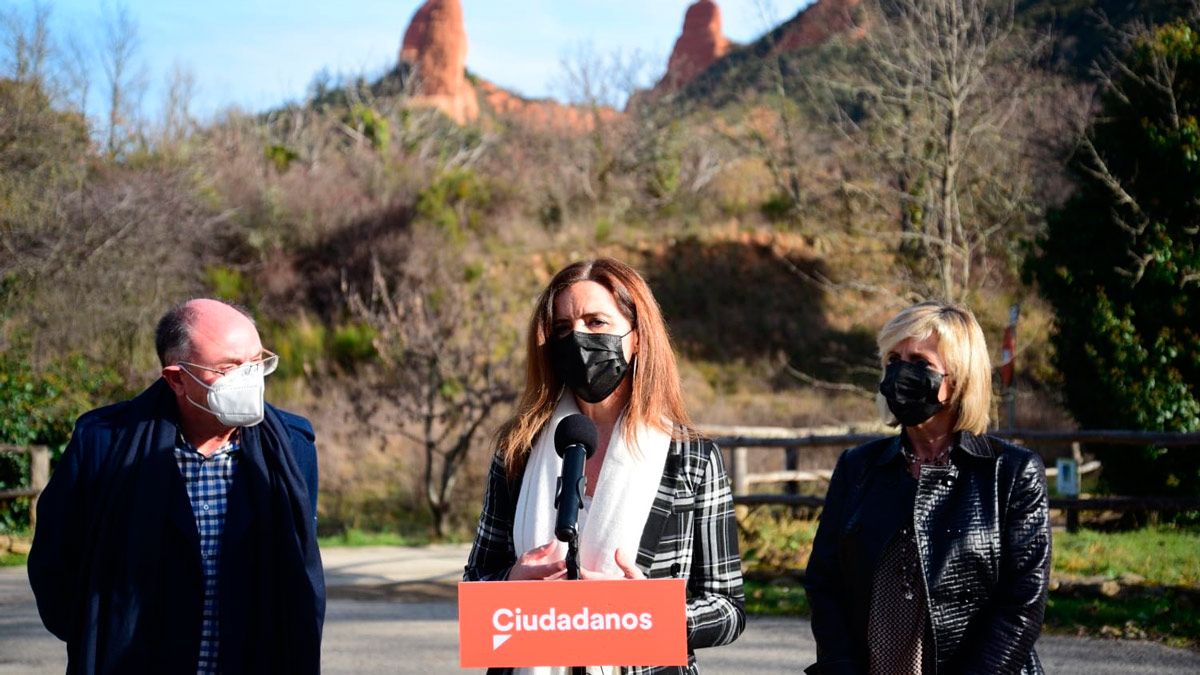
left=476, top=79, right=618, bottom=134
left=773, top=0, right=864, bottom=53
left=654, top=0, right=732, bottom=93
left=397, top=0, right=619, bottom=131
left=399, top=0, right=479, bottom=124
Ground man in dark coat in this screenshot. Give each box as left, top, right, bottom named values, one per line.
left=28, top=299, right=325, bottom=675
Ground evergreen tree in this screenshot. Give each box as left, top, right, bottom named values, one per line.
left=1030, top=18, right=1200, bottom=496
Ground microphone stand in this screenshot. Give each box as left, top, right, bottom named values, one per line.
left=566, top=532, right=581, bottom=581
left=555, top=419, right=595, bottom=675
left=558, top=476, right=586, bottom=675
left=568, top=532, right=584, bottom=675
left=557, top=470, right=586, bottom=584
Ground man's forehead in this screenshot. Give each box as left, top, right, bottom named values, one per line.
left=186, top=301, right=261, bottom=357
left=189, top=317, right=259, bottom=342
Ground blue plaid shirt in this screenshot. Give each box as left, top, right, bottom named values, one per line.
left=175, top=434, right=241, bottom=675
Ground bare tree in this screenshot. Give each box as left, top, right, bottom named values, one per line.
left=1, top=2, right=52, bottom=87
left=100, top=3, right=146, bottom=158
left=159, top=61, right=197, bottom=148
left=830, top=0, right=1042, bottom=300
left=704, top=0, right=853, bottom=227
left=751, top=0, right=810, bottom=216
left=552, top=42, right=652, bottom=205
left=345, top=246, right=519, bottom=538
left=60, top=29, right=92, bottom=114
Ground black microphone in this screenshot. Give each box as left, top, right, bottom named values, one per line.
left=554, top=414, right=598, bottom=543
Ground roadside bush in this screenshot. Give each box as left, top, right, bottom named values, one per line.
left=0, top=351, right=125, bottom=531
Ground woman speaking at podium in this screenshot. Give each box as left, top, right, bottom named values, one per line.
left=465, top=258, right=745, bottom=674
left=805, top=301, right=1051, bottom=674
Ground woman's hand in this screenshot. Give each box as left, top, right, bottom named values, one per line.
left=578, top=548, right=646, bottom=580
left=506, top=540, right=567, bottom=581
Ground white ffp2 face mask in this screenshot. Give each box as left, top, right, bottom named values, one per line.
left=180, top=361, right=266, bottom=427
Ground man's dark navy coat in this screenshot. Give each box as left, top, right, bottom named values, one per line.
left=28, top=379, right=325, bottom=674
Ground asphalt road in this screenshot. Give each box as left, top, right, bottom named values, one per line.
left=4, top=548, right=1199, bottom=674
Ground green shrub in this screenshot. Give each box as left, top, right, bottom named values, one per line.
left=329, top=322, right=377, bottom=369
left=343, top=104, right=390, bottom=152
left=643, top=122, right=682, bottom=201
left=462, top=262, right=484, bottom=283
left=760, top=193, right=796, bottom=221
left=0, top=352, right=124, bottom=531
left=594, top=217, right=614, bottom=243
left=204, top=265, right=251, bottom=304
left=415, top=168, right=492, bottom=242
left=264, top=144, right=299, bottom=173
left=261, top=317, right=379, bottom=377
left=538, top=198, right=564, bottom=229
left=738, top=506, right=819, bottom=574
left=263, top=316, right=327, bottom=379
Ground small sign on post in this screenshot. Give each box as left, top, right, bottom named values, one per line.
left=1056, top=456, right=1081, bottom=532
left=1056, top=458, right=1079, bottom=497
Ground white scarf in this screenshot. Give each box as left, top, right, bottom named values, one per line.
left=512, top=394, right=672, bottom=675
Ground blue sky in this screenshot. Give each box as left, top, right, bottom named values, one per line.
left=20, top=1, right=811, bottom=122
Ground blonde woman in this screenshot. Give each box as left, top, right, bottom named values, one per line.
left=465, top=258, right=745, bottom=675
left=805, top=301, right=1051, bottom=675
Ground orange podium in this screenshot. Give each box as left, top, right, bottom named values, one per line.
left=458, top=579, right=688, bottom=669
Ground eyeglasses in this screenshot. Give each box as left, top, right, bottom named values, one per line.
left=177, top=349, right=279, bottom=378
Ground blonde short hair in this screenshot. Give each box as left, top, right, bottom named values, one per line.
left=876, top=301, right=992, bottom=435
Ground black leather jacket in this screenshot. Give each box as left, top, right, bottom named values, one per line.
left=805, top=432, right=1050, bottom=675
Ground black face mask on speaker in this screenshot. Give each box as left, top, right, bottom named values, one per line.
left=879, top=360, right=946, bottom=427
left=549, top=329, right=633, bottom=404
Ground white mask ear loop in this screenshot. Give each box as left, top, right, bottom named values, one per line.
left=625, top=325, right=637, bottom=382
left=178, top=365, right=219, bottom=416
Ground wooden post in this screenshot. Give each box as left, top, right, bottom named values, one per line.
left=784, top=446, right=799, bottom=496
left=1066, top=442, right=1081, bottom=533
left=731, top=446, right=748, bottom=497
left=30, top=446, right=50, bottom=531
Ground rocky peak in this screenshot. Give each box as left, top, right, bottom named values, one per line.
left=655, top=0, right=732, bottom=93
left=399, top=0, right=479, bottom=124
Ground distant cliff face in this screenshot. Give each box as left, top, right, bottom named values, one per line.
left=654, top=0, right=732, bottom=93
left=773, top=0, right=864, bottom=53
left=399, top=0, right=479, bottom=124
left=398, top=0, right=616, bottom=130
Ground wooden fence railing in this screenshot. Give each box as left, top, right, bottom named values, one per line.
left=4, top=429, right=1198, bottom=533
left=0, top=444, right=51, bottom=529
left=706, top=426, right=1200, bottom=527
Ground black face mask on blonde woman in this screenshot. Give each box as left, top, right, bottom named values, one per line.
left=879, top=360, right=945, bottom=426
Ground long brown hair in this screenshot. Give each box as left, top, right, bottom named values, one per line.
left=496, top=258, right=692, bottom=479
